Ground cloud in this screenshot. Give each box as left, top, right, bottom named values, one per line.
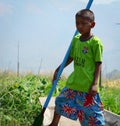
left=26, top=3, right=42, bottom=14
left=50, top=0, right=77, bottom=12
left=94, top=0, right=118, bottom=4
left=0, top=2, right=13, bottom=16
left=81, top=0, right=119, bottom=4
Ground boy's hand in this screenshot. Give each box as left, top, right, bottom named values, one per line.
left=52, top=57, right=73, bottom=84
left=52, top=67, right=60, bottom=84
left=88, top=84, right=98, bottom=97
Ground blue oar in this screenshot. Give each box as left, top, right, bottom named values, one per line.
left=32, top=0, right=93, bottom=125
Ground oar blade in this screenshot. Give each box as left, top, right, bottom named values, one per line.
left=32, top=108, right=45, bottom=126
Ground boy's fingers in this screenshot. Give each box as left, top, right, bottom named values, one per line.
left=88, top=90, right=97, bottom=97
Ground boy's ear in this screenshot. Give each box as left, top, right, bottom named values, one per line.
left=91, top=21, right=95, bottom=28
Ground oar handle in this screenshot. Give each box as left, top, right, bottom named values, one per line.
left=43, top=0, right=94, bottom=109
left=86, top=0, right=93, bottom=9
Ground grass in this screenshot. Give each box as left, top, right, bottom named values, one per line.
left=0, top=70, right=120, bottom=125
left=100, top=80, right=120, bottom=115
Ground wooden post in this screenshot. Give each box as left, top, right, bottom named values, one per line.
left=17, top=42, right=19, bottom=77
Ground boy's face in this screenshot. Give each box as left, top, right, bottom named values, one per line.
left=76, top=16, right=95, bottom=35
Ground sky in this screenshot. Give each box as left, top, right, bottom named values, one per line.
left=0, top=0, right=120, bottom=76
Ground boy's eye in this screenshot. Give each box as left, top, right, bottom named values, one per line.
left=76, top=21, right=90, bottom=26
left=76, top=21, right=79, bottom=25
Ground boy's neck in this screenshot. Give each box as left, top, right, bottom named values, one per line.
left=80, top=33, right=93, bottom=41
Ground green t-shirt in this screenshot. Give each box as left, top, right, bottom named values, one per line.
left=66, top=34, right=103, bottom=92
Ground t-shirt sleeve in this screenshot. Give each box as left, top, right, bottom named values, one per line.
left=70, top=34, right=80, bottom=58
left=70, top=43, right=74, bottom=58
left=70, top=38, right=75, bottom=58
left=92, top=38, right=103, bottom=62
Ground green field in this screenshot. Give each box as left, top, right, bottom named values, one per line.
left=0, top=71, right=120, bottom=125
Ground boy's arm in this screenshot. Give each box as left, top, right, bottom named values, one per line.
left=88, top=62, right=102, bottom=96
left=64, top=57, right=73, bottom=67
left=52, top=57, right=73, bottom=83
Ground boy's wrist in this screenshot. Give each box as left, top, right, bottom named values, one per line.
left=92, top=82, right=97, bottom=85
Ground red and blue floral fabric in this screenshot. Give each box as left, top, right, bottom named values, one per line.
left=55, top=87, right=105, bottom=126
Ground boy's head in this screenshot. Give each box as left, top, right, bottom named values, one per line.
left=75, top=9, right=95, bottom=22
left=75, top=9, right=95, bottom=35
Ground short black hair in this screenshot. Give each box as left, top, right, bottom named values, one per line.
left=75, top=9, right=95, bottom=22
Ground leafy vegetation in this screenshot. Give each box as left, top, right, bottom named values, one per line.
left=0, top=72, right=41, bottom=125
left=0, top=71, right=66, bottom=125
left=100, top=80, right=120, bottom=115
left=0, top=70, right=120, bottom=125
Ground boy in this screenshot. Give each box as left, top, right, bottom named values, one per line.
left=49, top=9, right=105, bottom=126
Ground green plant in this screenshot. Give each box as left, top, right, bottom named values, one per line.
left=0, top=71, right=120, bottom=126
left=100, top=86, right=120, bottom=115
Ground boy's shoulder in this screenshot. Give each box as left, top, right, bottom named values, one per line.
left=74, top=34, right=101, bottom=41
left=90, top=36, right=103, bottom=50
left=92, top=35, right=101, bottom=41
left=73, top=34, right=102, bottom=45
left=91, top=36, right=102, bottom=45
left=73, top=34, right=80, bottom=41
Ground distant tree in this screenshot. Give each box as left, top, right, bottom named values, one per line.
left=106, top=69, right=120, bottom=80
